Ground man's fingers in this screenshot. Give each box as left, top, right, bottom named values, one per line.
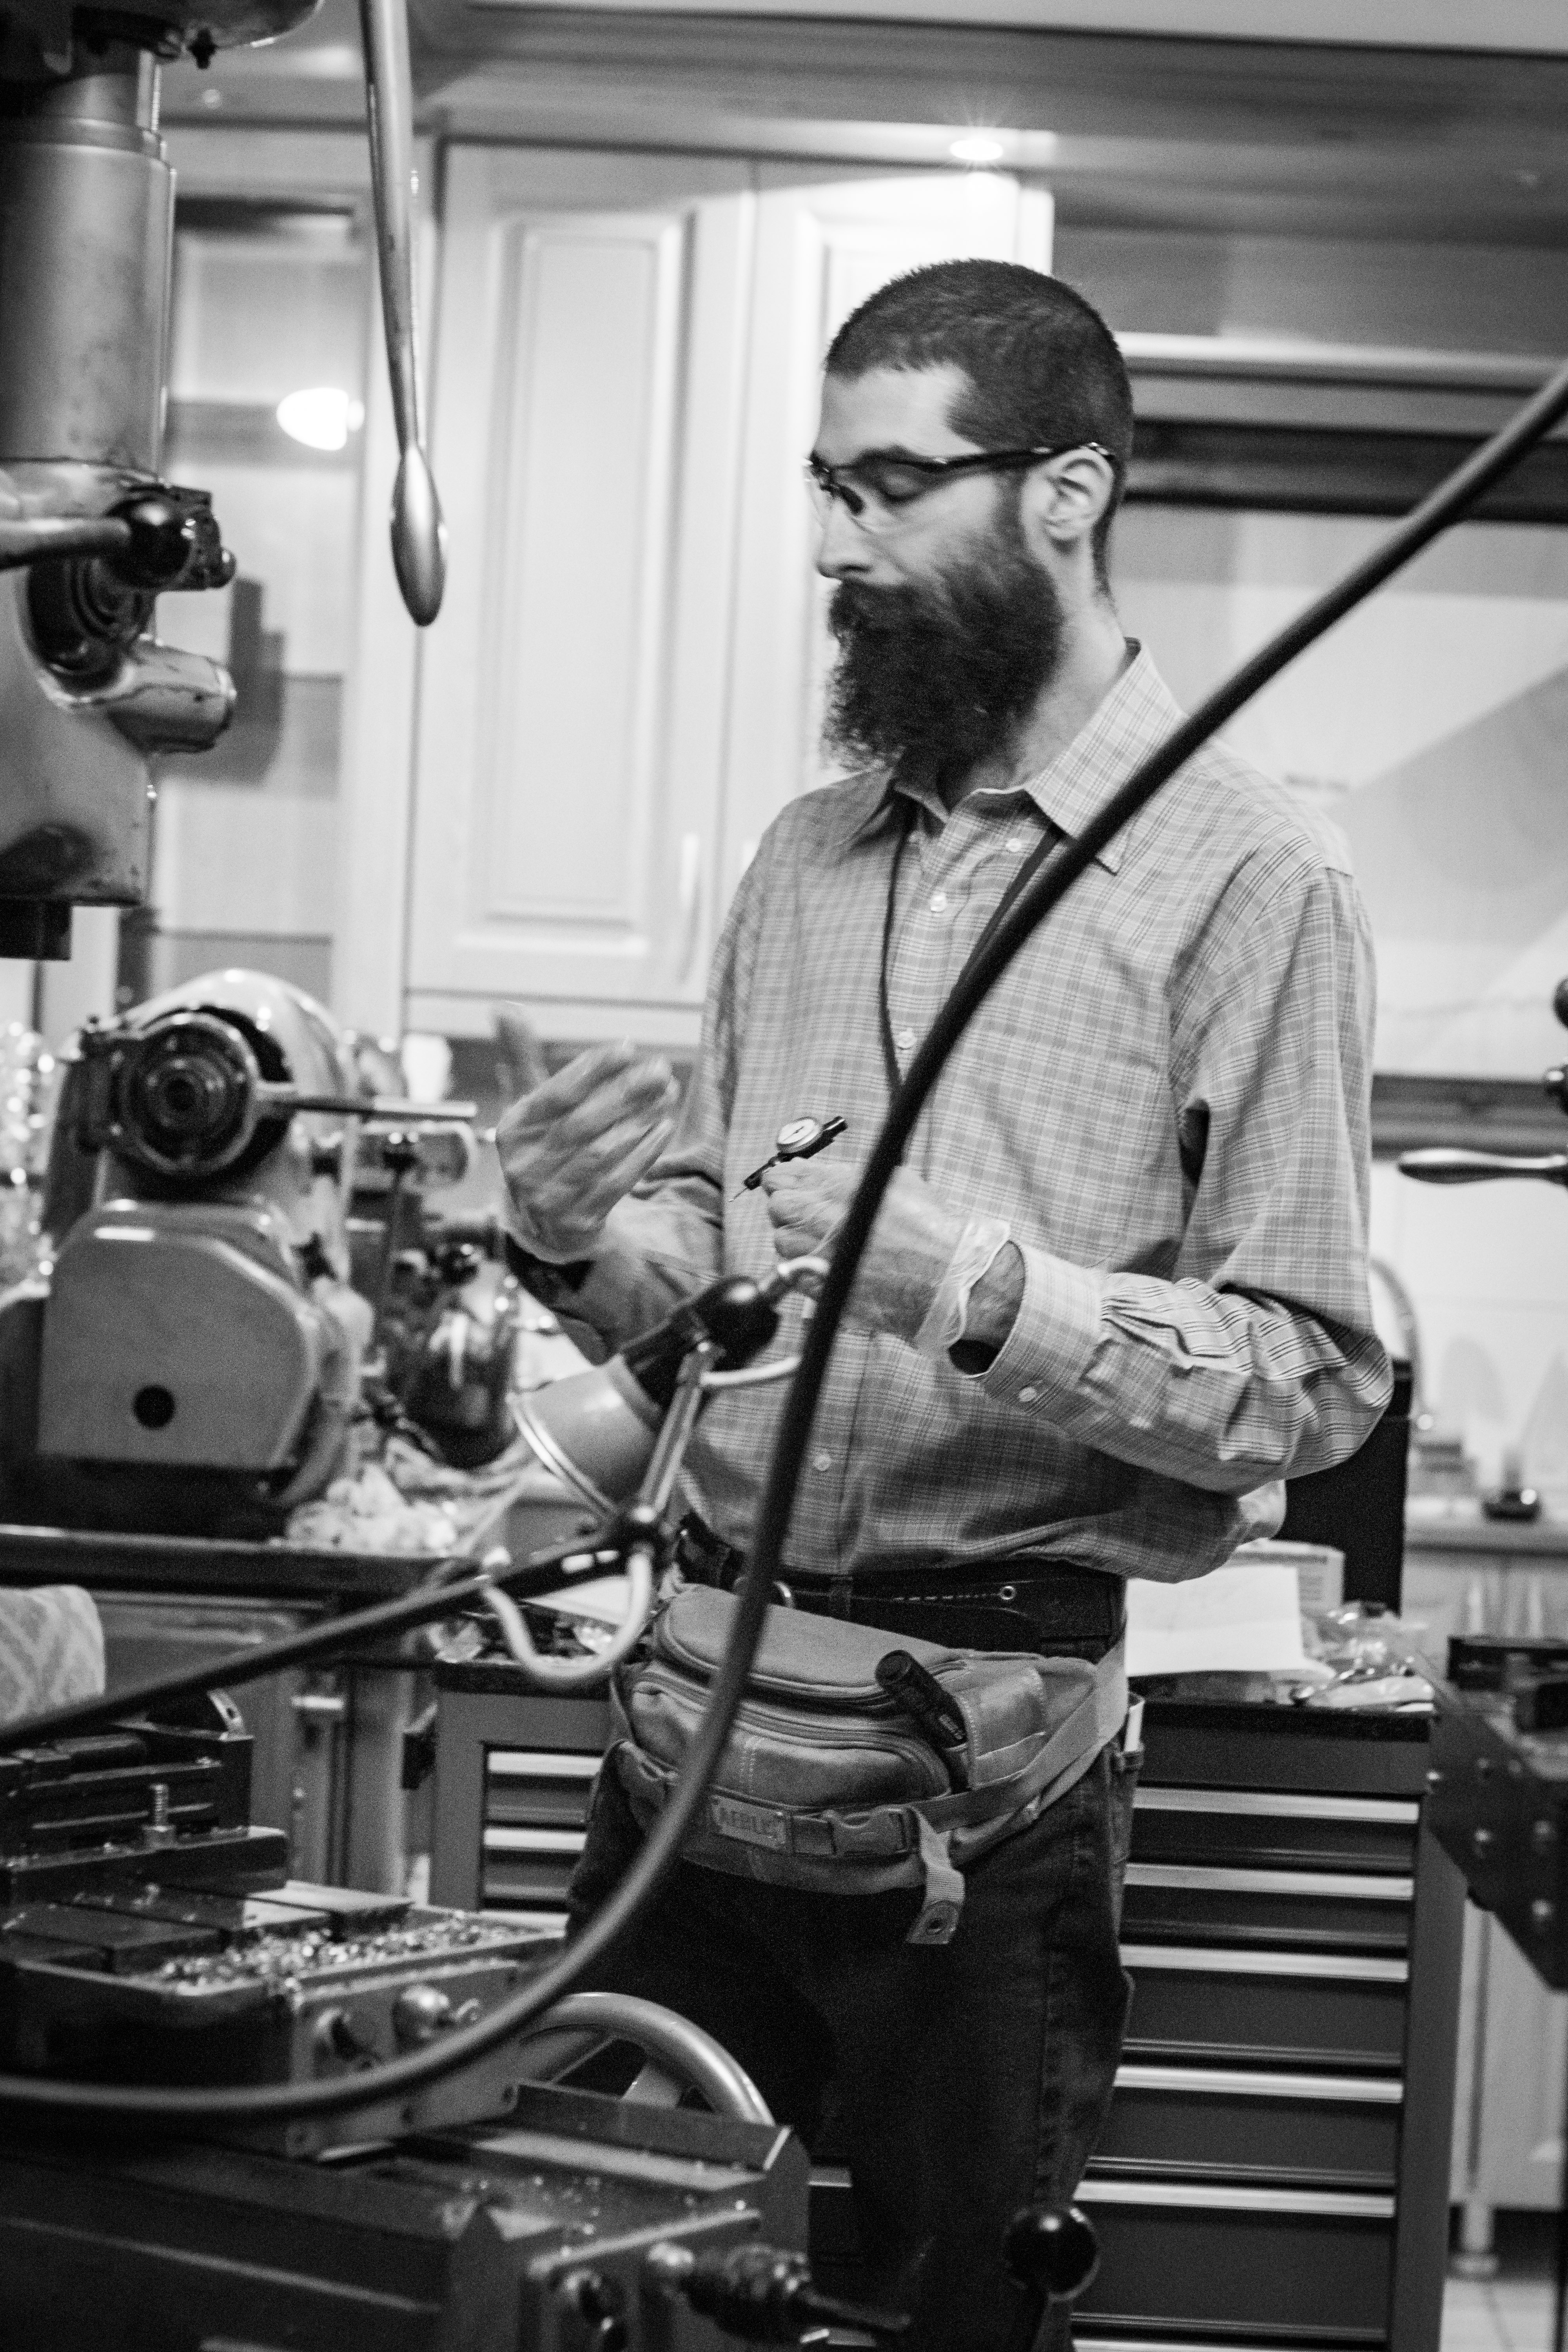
left=579, top=1112, right=678, bottom=1201
left=498, top=1061, right=678, bottom=1165
left=505, top=1043, right=674, bottom=1129
left=542, top=1040, right=649, bottom=1107
left=524, top=1109, right=676, bottom=1214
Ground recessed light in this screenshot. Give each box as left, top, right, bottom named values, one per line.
left=949, top=134, right=1005, bottom=166
left=276, top=387, right=366, bottom=453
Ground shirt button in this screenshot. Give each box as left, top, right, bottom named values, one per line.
left=812, top=1449, right=833, bottom=1472
left=929, top=890, right=949, bottom=913
left=1018, top=1385, right=1039, bottom=1404
left=895, top=1026, right=916, bottom=1051
left=1005, top=834, right=1026, bottom=853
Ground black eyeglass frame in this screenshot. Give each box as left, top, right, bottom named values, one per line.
left=804, top=438, right=1118, bottom=526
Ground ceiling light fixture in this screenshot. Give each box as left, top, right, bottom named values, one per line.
left=949, top=134, right=1005, bottom=166
left=275, top=386, right=366, bottom=453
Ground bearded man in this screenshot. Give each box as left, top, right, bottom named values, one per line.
left=497, top=260, right=1391, bottom=2351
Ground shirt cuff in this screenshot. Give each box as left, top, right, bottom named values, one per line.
left=966, top=1242, right=1104, bottom=1418
left=913, top=1214, right=1013, bottom=1362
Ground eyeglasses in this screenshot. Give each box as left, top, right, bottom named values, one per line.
left=804, top=441, right=1115, bottom=535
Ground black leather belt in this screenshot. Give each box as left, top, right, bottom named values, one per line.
left=674, top=1515, right=1126, bottom=1664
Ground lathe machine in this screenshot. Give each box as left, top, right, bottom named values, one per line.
left=0, top=1686, right=842, bottom=2352
left=0, top=964, right=519, bottom=1538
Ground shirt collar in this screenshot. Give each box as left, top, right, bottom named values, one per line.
left=845, top=643, right=1183, bottom=875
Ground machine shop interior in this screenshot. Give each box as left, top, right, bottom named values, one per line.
left=6, top=0, right=1568, bottom=2346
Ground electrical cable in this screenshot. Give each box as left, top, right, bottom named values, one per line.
left=4, top=350, right=1568, bottom=2125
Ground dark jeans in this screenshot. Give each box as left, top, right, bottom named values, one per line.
left=566, top=1741, right=1139, bottom=2352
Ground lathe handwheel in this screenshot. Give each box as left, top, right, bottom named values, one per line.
left=513, top=1991, right=773, bottom=2123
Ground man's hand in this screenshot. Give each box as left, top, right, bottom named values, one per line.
left=495, top=1042, right=681, bottom=1262
left=760, top=1158, right=962, bottom=1344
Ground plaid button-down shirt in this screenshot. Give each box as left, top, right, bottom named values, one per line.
left=534, top=646, right=1392, bottom=1586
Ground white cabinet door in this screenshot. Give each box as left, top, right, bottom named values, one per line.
left=404, top=155, right=1051, bottom=1041
left=406, top=149, right=753, bottom=1040
left=717, top=170, right=1054, bottom=900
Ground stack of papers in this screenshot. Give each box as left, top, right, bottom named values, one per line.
left=1126, top=1561, right=1307, bottom=1679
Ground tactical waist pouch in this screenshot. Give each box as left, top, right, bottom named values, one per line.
left=610, top=1584, right=1127, bottom=1946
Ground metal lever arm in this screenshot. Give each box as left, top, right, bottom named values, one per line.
left=357, top=0, right=447, bottom=626
left=660, top=2242, right=910, bottom=2342
left=257, top=1087, right=478, bottom=1121
left=1399, top=1147, right=1568, bottom=1187
left=0, top=516, right=131, bottom=573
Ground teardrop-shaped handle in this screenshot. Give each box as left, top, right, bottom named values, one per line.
left=358, top=0, right=447, bottom=626
left=392, top=443, right=446, bottom=627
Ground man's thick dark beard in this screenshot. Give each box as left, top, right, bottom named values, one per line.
left=823, top=517, right=1067, bottom=798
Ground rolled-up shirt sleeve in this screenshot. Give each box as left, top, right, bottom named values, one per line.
left=971, top=858, right=1393, bottom=1492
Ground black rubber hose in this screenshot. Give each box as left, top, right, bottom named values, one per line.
left=0, top=1529, right=621, bottom=1756
left=3, top=348, right=1568, bottom=2124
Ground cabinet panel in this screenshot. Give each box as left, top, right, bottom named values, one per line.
left=1121, top=1861, right=1414, bottom=1953
left=1122, top=1945, right=1410, bottom=2073
left=1133, top=1786, right=1419, bottom=1875
left=1076, top=2187, right=1394, bottom=2343
left=409, top=148, right=753, bottom=1023
left=718, top=169, right=1054, bottom=901
left=1094, top=2065, right=1402, bottom=2189
left=408, top=155, right=1054, bottom=1034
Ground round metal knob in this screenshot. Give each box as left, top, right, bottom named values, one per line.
left=559, top=2269, right=628, bottom=2350
left=392, top=1983, right=455, bottom=2047
left=314, top=2007, right=377, bottom=2066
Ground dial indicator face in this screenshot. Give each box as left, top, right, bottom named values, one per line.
left=775, top=1118, right=822, bottom=1156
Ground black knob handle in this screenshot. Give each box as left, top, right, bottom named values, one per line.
left=1004, top=2205, right=1100, bottom=2302
left=115, top=494, right=195, bottom=588
left=1002, top=2205, right=1100, bottom=2352
left=558, top=2267, right=628, bottom=2351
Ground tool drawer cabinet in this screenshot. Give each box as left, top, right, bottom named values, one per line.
left=1078, top=1700, right=1463, bottom=2352
left=429, top=1660, right=610, bottom=1924
left=428, top=1670, right=1463, bottom=2352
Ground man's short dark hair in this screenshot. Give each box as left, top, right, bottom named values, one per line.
left=825, top=260, right=1133, bottom=587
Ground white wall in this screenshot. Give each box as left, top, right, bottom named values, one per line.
left=1370, top=1158, right=1568, bottom=1504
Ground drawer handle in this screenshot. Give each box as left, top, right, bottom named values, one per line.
left=1116, top=2064, right=1401, bottom=2103
left=1076, top=2338, right=1328, bottom=2352
left=1136, top=1788, right=1418, bottom=1826
left=488, top=1753, right=601, bottom=1780
left=1120, top=1943, right=1408, bottom=1984
left=483, top=1827, right=587, bottom=1854
left=1077, top=2180, right=1395, bottom=2220
left=1125, top=1863, right=1412, bottom=1902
